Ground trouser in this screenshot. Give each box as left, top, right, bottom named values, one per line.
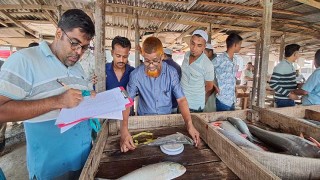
left=216, top=98, right=235, bottom=111
left=275, top=99, right=295, bottom=108
left=0, top=123, right=6, bottom=142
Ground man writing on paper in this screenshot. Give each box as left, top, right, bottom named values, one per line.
left=0, top=9, right=95, bottom=179
left=120, top=37, right=200, bottom=153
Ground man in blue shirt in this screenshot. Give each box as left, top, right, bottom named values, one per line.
left=214, top=33, right=243, bottom=111
left=163, top=48, right=181, bottom=113
left=0, top=9, right=95, bottom=179
left=293, top=49, right=320, bottom=105
left=106, top=36, right=135, bottom=90
left=120, top=37, right=200, bottom=153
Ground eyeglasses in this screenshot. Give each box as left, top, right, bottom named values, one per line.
left=144, top=59, right=161, bottom=66
left=62, top=30, right=90, bottom=51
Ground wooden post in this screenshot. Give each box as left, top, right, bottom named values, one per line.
left=57, top=5, right=62, bottom=21
left=135, top=13, right=140, bottom=67
left=257, top=0, right=273, bottom=108
left=208, top=23, right=212, bottom=43
left=279, top=33, right=285, bottom=61
left=250, top=32, right=261, bottom=107
left=94, top=0, right=106, bottom=93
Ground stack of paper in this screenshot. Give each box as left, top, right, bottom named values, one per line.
left=56, top=87, right=133, bottom=133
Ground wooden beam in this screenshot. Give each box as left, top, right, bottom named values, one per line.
left=94, top=0, right=106, bottom=93
left=294, top=0, right=320, bottom=9
left=279, top=33, right=285, bottom=61
left=251, top=32, right=261, bottom=108
left=257, top=0, right=273, bottom=108
left=185, top=0, right=198, bottom=10
left=0, top=19, right=8, bottom=27
left=198, top=1, right=302, bottom=16
left=135, top=13, right=140, bottom=67
left=168, top=26, right=199, bottom=47
left=0, top=10, right=37, bottom=38
left=154, top=22, right=168, bottom=37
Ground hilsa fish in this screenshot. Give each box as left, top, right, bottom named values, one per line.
left=147, top=132, right=194, bottom=146
left=248, top=125, right=320, bottom=158
left=96, top=162, right=186, bottom=180
left=227, top=117, right=261, bottom=143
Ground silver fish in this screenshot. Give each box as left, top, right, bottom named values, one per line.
left=243, top=147, right=320, bottom=180
left=119, top=162, right=186, bottom=180
left=219, top=121, right=242, bottom=135
left=298, top=118, right=320, bottom=126
left=217, top=128, right=263, bottom=151
left=147, top=132, right=194, bottom=146
left=248, top=125, right=320, bottom=158
left=227, top=117, right=260, bottom=143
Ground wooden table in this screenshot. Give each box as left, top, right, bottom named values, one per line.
left=95, top=126, right=238, bottom=179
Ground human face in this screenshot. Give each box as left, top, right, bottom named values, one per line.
left=112, top=44, right=130, bottom=70
left=143, top=51, right=163, bottom=77
left=190, top=35, right=206, bottom=58
left=293, top=51, right=301, bottom=62
left=234, top=41, right=242, bottom=53
left=56, top=28, right=91, bottom=67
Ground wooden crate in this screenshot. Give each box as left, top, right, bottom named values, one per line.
left=255, top=105, right=320, bottom=141
left=80, top=110, right=279, bottom=180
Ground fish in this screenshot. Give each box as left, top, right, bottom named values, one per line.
left=217, top=128, right=263, bottom=151
left=147, top=132, right=194, bottom=146
left=248, top=125, right=320, bottom=158
left=227, top=117, right=260, bottom=143
left=119, top=162, right=186, bottom=180
left=242, top=147, right=320, bottom=180
left=298, top=118, right=320, bottom=126
left=218, top=121, right=243, bottom=135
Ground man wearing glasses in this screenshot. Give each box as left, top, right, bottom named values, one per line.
left=120, top=37, right=200, bottom=153
left=0, top=9, right=95, bottom=179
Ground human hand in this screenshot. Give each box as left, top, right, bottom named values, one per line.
left=58, top=89, right=83, bottom=108
left=186, top=123, right=200, bottom=147
left=120, top=129, right=136, bottom=152
left=91, top=74, right=97, bottom=85
left=288, top=92, right=299, bottom=100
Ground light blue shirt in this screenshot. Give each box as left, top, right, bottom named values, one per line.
left=127, top=62, right=184, bottom=115
left=214, top=52, right=237, bottom=106
left=302, top=67, right=320, bottom=105
left=181, top=51, right=215, bottom=110
left=0, top=41, right=92, bottom=179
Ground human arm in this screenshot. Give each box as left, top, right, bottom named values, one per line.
left=120, top=107, right=136, bottom=152
left=177, top=97, right=200, bottom=147
left=205, top=81, right=214, bottom=103
left=0, top=88, right=83, bottom=122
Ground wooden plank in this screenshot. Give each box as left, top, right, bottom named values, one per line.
left=294, top=0, right=320, bottom=9
left=79, top=121, right=109, bottom=180
left=192, top=114, right=279, bottom=180
left=257, top=0, right=273, bottom=107
left=279, top=33, right=285, bottom=61
left=251, top=32, right=261, bottom=107
left=197, top=109, right=249, bottom=123
left=94, top=0, right=106, bottom=93
left=257, top=107, right=320, bottom=141
left=305, top=109, right=320, bottom=121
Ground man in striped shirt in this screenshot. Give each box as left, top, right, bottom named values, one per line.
left=269, top=44, right=300, bottom=107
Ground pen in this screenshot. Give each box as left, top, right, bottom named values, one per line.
left=56, top=79, right=69, bottom=90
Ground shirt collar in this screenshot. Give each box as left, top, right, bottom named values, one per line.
left=39, top=41, right=55, bottom=57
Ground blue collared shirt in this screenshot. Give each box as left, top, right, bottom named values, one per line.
left=0, top=41, right=92, bottom=179
left=163, top=58, right=181, bottom=108
left=127, top=62, right=184, bottom=115
left=213, top=52, right=237, bottom=106
left=302, top=67, right=320, bottom=105
left=181, top=51, right=215, bottom=110
left=106, top=62, right=134, bottom=90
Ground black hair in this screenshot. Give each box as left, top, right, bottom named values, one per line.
left=28, top=42, right=39, bottom=47
left=226, top=33, right=243, bottom=49
left=165, top=53, right=172, bottom=58
left=284, top=44, right=300, bottom=57
left=315, top=49, right=320, bottom=66
left=247, top=62, right=252, bottom=65
left=205, top=48, right=213, bottom=53
left=112, top=36, right=131, bottom=50
left=58, top=9, right=95, bottom=39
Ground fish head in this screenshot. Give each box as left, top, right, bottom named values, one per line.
left=164, top=162, right=186, bottom=179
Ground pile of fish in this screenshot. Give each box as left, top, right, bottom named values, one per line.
left=298, top=118, right=320, bottom=126
left=212, top=117, right=320, bottom=179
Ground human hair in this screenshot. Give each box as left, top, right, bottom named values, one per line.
left=142, top=37, right=163, bottom=55
left=247, top=62, right=252, bottom=65
left=226, top=33, right=243, bottom=49
left=28, top=42, right=39, bottom=47
left=315, top=49, right=320, bottom=66
left=205, top=48, right=213, bottom=54
left=284, top=44, right=300, bottom=58
left=165, top=53, right=172, bottom=58
left=112, top=36, right=131, bottom=50
left=58, top=9, right=95, bottom=39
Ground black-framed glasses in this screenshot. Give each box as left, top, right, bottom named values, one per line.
left=62, top=30, right=90, bottom=51
left=144, top=59, right=161, bottom=66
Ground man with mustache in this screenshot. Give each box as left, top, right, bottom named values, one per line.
left=106, top=36, right=135, bottom=91
left=120, top=37, right=200, bottom=153
left=0, top=9, right=95, bottom=179
left=181, top=30, right=216, bottom=113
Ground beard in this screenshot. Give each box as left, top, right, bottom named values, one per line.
left=146, top=69, right=160, bottom=78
